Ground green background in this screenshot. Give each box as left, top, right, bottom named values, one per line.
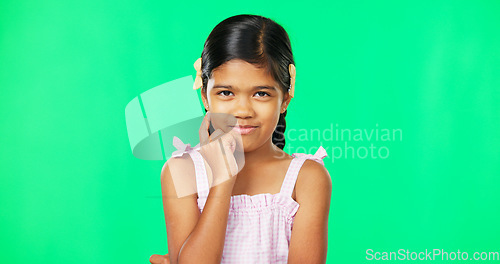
left=1, top=0, right=499, bottom=263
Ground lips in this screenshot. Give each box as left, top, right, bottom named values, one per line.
left=230, top=125, right=258, bottom=135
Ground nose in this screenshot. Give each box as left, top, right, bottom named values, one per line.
left=233, top=97, right=255, bottom=120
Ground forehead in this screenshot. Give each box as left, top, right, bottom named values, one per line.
left=210, top=59, right=279, bottom=88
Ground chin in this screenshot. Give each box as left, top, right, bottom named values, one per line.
left=240, top=141, right=253, bottom=153
left=239, top=137, right=268, bottom=153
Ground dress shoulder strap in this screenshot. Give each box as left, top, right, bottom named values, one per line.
left=171, top=136, right=209, bottom=199
left=279, top=146, right=328, bottom=198
left=187, top=151, right=210, bottom=199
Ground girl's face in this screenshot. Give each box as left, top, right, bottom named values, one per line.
left=201, top=59, right=290, bottom=152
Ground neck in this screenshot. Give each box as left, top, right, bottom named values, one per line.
left=243, top=137, right=283, bottom=165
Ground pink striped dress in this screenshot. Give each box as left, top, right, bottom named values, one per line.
left=171, top=137, right=328, bottom=264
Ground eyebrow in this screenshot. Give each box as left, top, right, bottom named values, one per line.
left=212, top=85, right=277, bottom=91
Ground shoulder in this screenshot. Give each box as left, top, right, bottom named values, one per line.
left=161, top=154, right=194, bottom=181
left=295, top=159, right=332, bottom=204
left=161, top=154, right=198, bottom=199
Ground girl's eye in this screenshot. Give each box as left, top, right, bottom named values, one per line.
left=217, top=90, right=233, bottom=96
left=255, top=91, right=270, bottom=97
left=217, top=91, right=270, bottom=97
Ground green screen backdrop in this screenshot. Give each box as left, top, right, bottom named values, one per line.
left=1, top=0, right=499, bottom=263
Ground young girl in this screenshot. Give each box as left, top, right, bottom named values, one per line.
left=150, top=14, right=332, bottom=264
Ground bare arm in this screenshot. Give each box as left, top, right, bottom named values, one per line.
left=287, top=160, right=332, bottom=264
left=161, top=157, right=236, bottom=264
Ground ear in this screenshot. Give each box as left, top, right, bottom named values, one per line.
left=201, top=89, right=209, bottom=110
left=280, top=92, right=292, bottom=114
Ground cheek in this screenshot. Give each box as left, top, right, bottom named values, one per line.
left=257, top=104, right=281, bottom=127
left=207, top=96, right=227, bottom=111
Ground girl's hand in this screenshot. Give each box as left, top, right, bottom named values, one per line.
left=198, top=112, right=244, bottom=187
left=149, top=253, right=170, bottom=264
